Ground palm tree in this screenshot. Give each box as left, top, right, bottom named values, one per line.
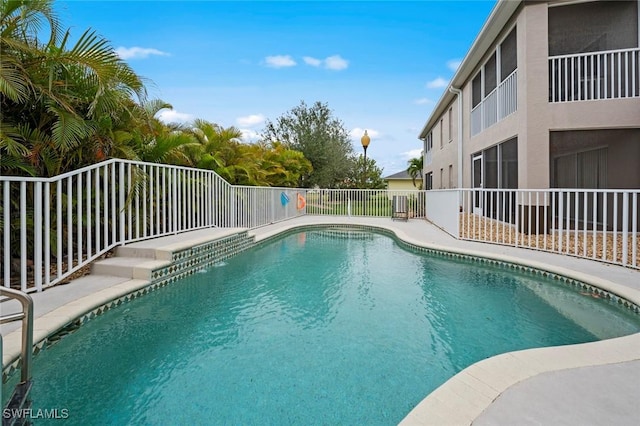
left=407, top=156, right=424, bottom=189
left=1, top=0, right=146, bottom=176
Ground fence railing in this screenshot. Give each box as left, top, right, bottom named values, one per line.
left=0, top=159, right=305, bottom=293
left=471, top=70, right=518, bottom=136
left=305, top=189, right=426, bottom=218
left=451, top=188, right=639, bottom=269
left=549, top=47, right=640, bottom=102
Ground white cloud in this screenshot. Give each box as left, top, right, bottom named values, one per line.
left=426, top=77, right=448, bottom=89
left=303, top=56, right=322, bottom=67
left=115, top=46, right=169, bottom=60
left=236, top=114, right=265, bottom=127
left=402, top=148, right=424, bottom=160
left=350, top=127, right=380, bottom=141
left=303, top=55, right=349, bottom=70
left=157, top=109, right=193, bottom=124
left=240, top=129, right=260, bottom=142
left=264, top=55, right=297, bottom=68
left=447, top=59, right=462, bottom=72
left=324, top=55, right=349, bottom=70
left=414, top=98, right=433, bottom=105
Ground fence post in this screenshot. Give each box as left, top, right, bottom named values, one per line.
left=119, top=162, right=126, bottom=244
left=34, top=182, right=43, bottom=292
left=622, top=192, right=629, bottom=266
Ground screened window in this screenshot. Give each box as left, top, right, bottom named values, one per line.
left=548, top=1, right=638, bottom=56
left=554, top=147, right=607, bottom=189
left=500, top=28, right=517, bottom=80
left=472, top=74, right=482, bottom=108
left=448, top=108, right=453, bottom=142
left=484, top=146, right=498, bottom=189
left=425, top=172, right=433, bottom=190
left=500, top=138, right=518, bottom=189
left=474, top=137, right=518, bottom=190
left=484, top=53, right=497, bottom=94
left=425, top=132, right=433, bottom=152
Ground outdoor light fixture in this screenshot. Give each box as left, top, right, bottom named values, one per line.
left=361, top=130, right=371, bottom=188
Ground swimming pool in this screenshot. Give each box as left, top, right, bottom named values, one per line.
left=3, top=229, right=640, bottom=425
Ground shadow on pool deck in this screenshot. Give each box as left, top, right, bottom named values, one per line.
left=2, top=216, right=639, bottom=425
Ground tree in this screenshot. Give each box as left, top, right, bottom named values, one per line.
left=255, top=141, right=312, bottom=187
left=338, top=155, right=386, bottom=189
left=0, top=0, right=146, bottom=176
left=261, top=100, right=353, bottom=188
left=407, top=156, right=424, bottom=189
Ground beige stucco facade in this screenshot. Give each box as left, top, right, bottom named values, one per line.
left=421, top=0, right=640, bottom=191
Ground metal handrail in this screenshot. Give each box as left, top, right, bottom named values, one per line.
left=0, top=287, right=33, bottom=383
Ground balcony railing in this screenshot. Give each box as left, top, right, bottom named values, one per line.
left=471, top=70, right=518, bottom=136
left=549, top=47, right=640, bottom=102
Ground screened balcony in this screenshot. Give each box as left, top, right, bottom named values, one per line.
left=549, top=47, right=640, bottom=102
left=548, top=1, right=639, bottom=103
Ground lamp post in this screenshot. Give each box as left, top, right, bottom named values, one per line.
left=361, top=130, right=370, bottom=188
left=361, top=130, right=371, bottom=216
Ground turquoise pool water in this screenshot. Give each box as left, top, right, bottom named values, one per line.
left=3, top=229, right=640, bottom=425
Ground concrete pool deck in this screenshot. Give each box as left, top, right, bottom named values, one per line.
left=2, top=216, right=639, bottom=425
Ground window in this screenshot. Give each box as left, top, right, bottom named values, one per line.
left=472, top=74, right=482, bottom=108
left=439, top=119, right=443, bottom=148
left=484, top=146, right=498, bottom=189
left=484, top=52, right=497, bottom=95
left=500, top=138, right=518, bottom=189
left=440, top=168, right=444, bottom=189
left=501, top=28, right=517, bottom=80
left=474, top=137, right=518, bottom=190
left=424, top=132, right=433, bottom=165
left=448, top=108, right=453, bottom=142
left=554, top=148, right=607, bottom=189
left=425, top=172, right=433, bottom=190
left=472, top=138, right=518, bottom=223
left=448, top=165, right=453, bottom=188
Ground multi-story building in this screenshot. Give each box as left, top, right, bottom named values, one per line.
left=420, top=0, right=640, bottom=199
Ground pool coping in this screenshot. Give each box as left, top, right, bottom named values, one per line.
left=2, top=217, right=640, bottom=425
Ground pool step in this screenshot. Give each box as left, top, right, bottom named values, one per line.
left=91, top=257, right=170, bottom=280
left=91, top=229, right=255, bottom=282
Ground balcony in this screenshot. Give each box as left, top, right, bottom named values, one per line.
left=549, top=47, right=640, bottom=102
left=471, top=70, right=517, bottom=137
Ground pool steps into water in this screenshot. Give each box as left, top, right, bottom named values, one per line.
left=91, top=229, right=255, bottom=282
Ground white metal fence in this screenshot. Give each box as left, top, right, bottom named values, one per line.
left=7, top=157, right=636, bottom=292
left=452, top=188, right=639, bottom=269
left=0, top=159, right=306, bottom=293
left=305, top=189, right=426, bottom=218
left=471, top=70, right=518, bottom=137
left=1, top=159, right=429, bottom=293
left=549, top=47, right=640, bottom=102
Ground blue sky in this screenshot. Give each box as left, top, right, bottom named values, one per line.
left=58, top=0, right=496, bottom=175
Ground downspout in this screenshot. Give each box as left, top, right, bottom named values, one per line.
left=448, top=86, right=463, bottom=204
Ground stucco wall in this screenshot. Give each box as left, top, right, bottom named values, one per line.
left=387, top=179, right=420, bottom=192
left=421, top=0, right=640, bottom=191
left=424, top=98, right=460, bottom=189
